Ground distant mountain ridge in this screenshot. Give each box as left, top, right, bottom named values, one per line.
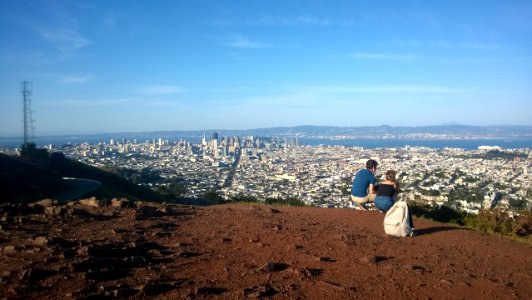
left=238, top=125, right=532, bottom=138
left=74, top=125, right=532, bottom=139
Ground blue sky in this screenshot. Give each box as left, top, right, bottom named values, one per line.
left=1, top=0, right=531, bottom=136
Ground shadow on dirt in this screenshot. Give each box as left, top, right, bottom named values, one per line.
left=415, top=226, right=462, bottom=236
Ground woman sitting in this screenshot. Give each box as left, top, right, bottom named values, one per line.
left=374, top=170, right=400, bottom=212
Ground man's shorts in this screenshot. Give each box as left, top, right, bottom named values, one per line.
left=351, top=194, right=375, bottom=204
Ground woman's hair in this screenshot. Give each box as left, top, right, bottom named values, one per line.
left=386, top=170, right=400, bottom=192
left=385, top=170, right=397, bottom=182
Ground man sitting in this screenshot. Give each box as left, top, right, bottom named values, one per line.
left=351, top=159, right=378, bottom=210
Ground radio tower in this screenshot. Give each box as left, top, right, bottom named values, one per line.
left=21, top=81, right=35, bottom=144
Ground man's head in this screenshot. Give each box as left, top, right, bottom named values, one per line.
left=366, top=159, right=378, bottom=172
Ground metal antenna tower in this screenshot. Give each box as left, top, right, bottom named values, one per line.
left=21, top=81, right=35, bottom=144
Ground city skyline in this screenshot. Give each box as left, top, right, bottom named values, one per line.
left=1, top=0, right=531, bottom=136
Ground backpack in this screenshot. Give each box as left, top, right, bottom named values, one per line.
left=384, top=200, right=413, bottom=237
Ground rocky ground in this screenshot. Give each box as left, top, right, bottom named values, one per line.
left=0, top=198, right=530, bottom=299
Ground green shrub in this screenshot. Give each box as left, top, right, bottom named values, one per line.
left=410, top=203, right=466, bottom=225
left=202, top=189, right=224, bottom=203
left=464, top=210, right=531, bottom=239
left=410, top=203, right=530, bottom=243
left=229, top=194, right=260, bottom=203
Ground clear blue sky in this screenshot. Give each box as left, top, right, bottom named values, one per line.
left=1, top=0, right=531, bottom=136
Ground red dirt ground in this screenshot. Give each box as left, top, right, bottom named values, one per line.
left=0, top=200, right=530, bottom=299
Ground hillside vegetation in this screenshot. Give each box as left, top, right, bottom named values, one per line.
left=410, top=202, right=531, bottom=244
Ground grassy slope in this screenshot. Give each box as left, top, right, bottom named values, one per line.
left=0, top=153, right=164, bottom=203
left=0, top=153, right=69, bottom=203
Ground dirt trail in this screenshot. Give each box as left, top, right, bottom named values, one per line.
left=0, top=201, right=530, bottom=299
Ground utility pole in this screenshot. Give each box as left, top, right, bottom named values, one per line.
left=21, top=81, right=35, bottom=144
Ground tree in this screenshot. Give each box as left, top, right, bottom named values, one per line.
left=155, top=184, right=188, bottom=199
left=169, top=184, right=188, bottom=198
left=202, top=188, right=224, bottom=203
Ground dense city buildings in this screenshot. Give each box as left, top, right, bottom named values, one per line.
left=32, top=134, right=532, bottom=213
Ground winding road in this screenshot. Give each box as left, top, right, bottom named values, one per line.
left=55, top=177, right=101, bottom=203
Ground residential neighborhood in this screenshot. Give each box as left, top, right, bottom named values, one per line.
left=56, top=135, right=531, bottom=213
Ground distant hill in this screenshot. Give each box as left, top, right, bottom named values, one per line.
left=0, top=149, right=165, bottom=203
left=0, top=153, right=70, bottom=203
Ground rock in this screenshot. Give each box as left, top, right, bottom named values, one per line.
left=76, top=246, right=89, bottom=256
left=0, top=271, right=11, bottom=278
left=359, top=256, right=378, bottom=264
left=359, top=256, right=389, bottom=264
left=136, top=206, right=164, bottom=220
left=318, top=256, right=336, bottom=262
left=45, top=206, right=65, bottom=217
left=2, top=245, right=15, bottom=252
left=35, top=199, right=56, bottom=207
left=157, top=205, right=184, bottom=216
left=243, top=284, right=277, bottom=298
left=27, top=203, right=45, bottom=214
left=34, top=236, right=49, bottom=246
left=260, top=262, right=289, bottom=272
left=79, top=197, right=108, bottom=208
left=440, top=279, right=453, bottom=285
left=111, top=198, right=134, bottom=208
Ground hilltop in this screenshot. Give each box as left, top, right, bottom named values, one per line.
left=0, top=200, right=530, bottom=299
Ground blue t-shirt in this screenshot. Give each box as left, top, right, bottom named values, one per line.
left=351, top=169, right=377, bottom=197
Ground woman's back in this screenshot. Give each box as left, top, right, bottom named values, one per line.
left=376, top=182, right=396, bottom=197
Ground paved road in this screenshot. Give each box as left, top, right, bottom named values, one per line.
left=55, top=177, right=101, bottom=203
left=223, top=148, right=241, bottom=188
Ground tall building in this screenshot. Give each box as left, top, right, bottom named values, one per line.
left=213, top=132, right=219, bottom=141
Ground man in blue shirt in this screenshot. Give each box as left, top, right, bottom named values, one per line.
left=351, top=159, right=379, bottom=210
